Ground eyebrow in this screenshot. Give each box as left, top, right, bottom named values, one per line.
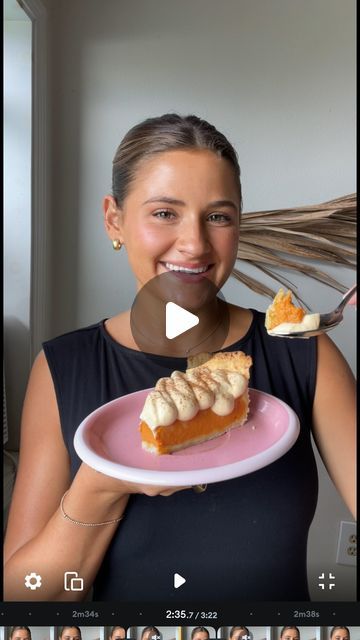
left=142, top=196, right=238, bottom=210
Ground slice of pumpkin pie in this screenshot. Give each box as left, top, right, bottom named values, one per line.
left=139, top=351, right=252, bottom=454
left=265, top=288, right=320, bottom=335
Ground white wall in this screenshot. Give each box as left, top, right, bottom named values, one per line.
left=4, top=8, right=32, bottom=450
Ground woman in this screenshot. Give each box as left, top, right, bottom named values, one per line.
left=3, top=114, right=356, bottom=602
left=140, top=629, right=161, bottom=640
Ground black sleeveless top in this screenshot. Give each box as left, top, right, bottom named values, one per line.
left=43, top=310, right=318, bottom=602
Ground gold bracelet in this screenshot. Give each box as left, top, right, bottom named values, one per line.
left=192, top=484, right=207, bottom=493
left=60, top=490, right=124, bottom=527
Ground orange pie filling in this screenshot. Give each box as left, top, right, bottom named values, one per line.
left=140, top=394, right=249, bottom=454
left=265, top=288, right=305, bottom=331
left=139, top=350, right=252, bottom=455
left=265, top=288, right=320, bottom=336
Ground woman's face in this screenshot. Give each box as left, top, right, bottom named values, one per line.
left=104, top=149, right=241, bottom=296
left=60, top=629, right=81, bottom=640
left=332, top=631, right=349, bottom=640
left=111, top=630, right=126, bottom=640
left=11, top=632, right=31, bottom=640
left=281, top=631, right=300, bottom=640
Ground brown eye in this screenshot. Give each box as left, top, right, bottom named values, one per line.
left=208, top=212, right=232, bottom=223
left=153, top=209, right=176, bottom=219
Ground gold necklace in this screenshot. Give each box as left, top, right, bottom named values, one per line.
left=184, top=315, right=224, bottom=354
left=130, top=313, right=225, bottom=357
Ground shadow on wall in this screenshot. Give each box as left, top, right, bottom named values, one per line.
left=4, top=315, right=31, bottom=451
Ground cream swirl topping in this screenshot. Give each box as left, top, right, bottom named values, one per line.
left=268, top=312, right=320, bottom=335
left=140, top=367, right=248, bottom=430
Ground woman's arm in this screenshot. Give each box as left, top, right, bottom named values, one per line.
left=4, top=351, right=129, bottom=601
left=4, top=351, right=188, bottom=601
left=312, top=334, right=356, bottom=518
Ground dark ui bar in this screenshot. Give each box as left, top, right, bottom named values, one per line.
left=1, top=601, right=360, bottom=625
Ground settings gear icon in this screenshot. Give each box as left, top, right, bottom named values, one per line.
left=24, top=572, right=42, bottom=590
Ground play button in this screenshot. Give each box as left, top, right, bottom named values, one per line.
left=174, top=573, right=186, bottom=589
left=166, top=302, right=199, bottom=339
left=130, top=272, right=230, bottom=359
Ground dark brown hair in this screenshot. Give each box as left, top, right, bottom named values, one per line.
left=112, top=113, right=242, bottom=209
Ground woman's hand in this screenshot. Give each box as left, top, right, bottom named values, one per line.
left=73, top=461, right=191, bottom=502
left=119, top=481, right=192, bottom=497
left=345, top=284, right=356, bottom=305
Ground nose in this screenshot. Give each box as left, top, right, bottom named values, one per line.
left=176, top=216, right=211, bottom=257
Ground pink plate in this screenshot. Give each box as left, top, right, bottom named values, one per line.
left=74, top=388, right=299, bottom=485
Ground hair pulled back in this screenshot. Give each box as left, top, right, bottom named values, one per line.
left=112, top=113, right=242, bottom=209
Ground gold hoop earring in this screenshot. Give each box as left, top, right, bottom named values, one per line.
left=112, top=239, right=122, bottom=251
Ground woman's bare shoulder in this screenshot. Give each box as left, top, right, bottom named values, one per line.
left=104, top=310, right=139, bottom=349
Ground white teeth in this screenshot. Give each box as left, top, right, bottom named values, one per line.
left=165, top=262, right=209, bottom=274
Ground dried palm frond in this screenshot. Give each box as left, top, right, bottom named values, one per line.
left=233, top=193, right=356, bottom=304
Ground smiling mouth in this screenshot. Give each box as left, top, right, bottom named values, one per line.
left=162, top=262, right=213, bottom=274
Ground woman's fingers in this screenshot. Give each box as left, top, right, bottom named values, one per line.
left=147, top=485, right=192, bottom=497
left=348, top=293, right=357, bottom=305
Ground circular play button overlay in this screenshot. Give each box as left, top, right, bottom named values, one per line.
left=130, top=271, right=230, bottom=359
